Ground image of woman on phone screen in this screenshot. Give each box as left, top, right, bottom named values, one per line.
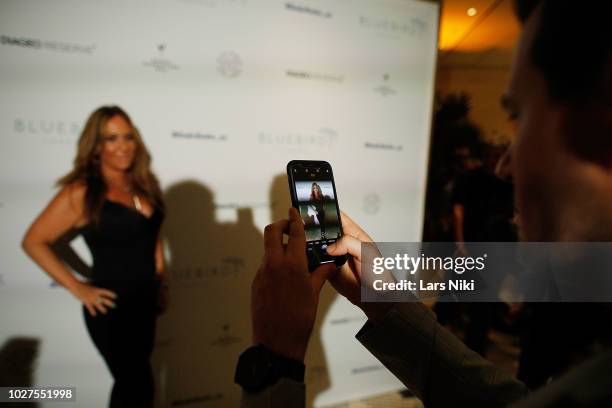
left=22, top=106, right=167, bottom=407
left=307, top=182, right=331, bottom=239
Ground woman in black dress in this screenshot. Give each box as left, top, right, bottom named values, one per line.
left=22, top=106, right=167, bottom=407
left=308, top=182, right=331, bottom=239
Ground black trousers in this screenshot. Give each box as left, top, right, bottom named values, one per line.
left=84, top=286, right=157, bottom=408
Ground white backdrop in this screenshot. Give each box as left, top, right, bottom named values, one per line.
left=0, top=0, right=439, bottom=406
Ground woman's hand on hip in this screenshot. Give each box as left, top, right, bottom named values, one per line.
left=72, top=282, right=117, bottom=317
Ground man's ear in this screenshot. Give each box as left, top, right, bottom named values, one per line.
left=562, top=104, right=612, bottom=169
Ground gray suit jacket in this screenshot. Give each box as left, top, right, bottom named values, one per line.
left=241, top=302, right=612, bottom=407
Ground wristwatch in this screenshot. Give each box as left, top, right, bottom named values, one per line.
left=234, top=345, right=305, bottom=393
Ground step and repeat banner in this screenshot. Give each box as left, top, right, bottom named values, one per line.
left=0, top=0, right=439, bottom=406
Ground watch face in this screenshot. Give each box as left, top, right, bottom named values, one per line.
left=235, top=346, right=272, bottom=393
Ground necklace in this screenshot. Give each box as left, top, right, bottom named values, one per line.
left=104, top=176, right=142, bottom=211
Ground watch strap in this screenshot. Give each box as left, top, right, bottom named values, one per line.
left=269, top=349, right=305, bottom=383
left=235, top=345, right=305, bottom=393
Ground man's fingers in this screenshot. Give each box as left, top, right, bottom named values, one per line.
left=326, top=235, right=362, bottom=260
left=286, top=207, right=306, bottom=255
left=264, top=219, right=289, bottom=255
left=339, top=211, right=372, bottom=242
left=310, top=263, right=337, bottom=293
left=339, top=211, right=361, bottom=238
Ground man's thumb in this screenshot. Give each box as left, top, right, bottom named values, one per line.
left=326, top=235, right=362, bottom=259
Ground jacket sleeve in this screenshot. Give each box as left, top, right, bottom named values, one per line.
left=356, top=302, right=529, bottom=407
left=240, top=378, right=305, bottom=408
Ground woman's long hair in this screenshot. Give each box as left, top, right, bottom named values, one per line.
left=310, top=182, right=324, bottom=201
left=58, top=106, right=164, bottom=223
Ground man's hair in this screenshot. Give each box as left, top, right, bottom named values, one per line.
left=514, top=0, right=612, bottom=106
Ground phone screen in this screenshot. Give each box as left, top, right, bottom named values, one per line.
left=288, top=161, right=343, bottom=266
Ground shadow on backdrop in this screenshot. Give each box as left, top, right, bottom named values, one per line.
left=0, top=337, right=40, bottom=408
left=153, top=180, right=262, bottom=407
left=269, top=173, right=335, bottom=407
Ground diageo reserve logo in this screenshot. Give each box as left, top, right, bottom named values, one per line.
left=142, top=44, right=179, bottom=73
left=178, top=0, right=246, bottom=7
left=359, top=15, right=426, bottom=37
left=217, top=51, right=242, bottom=78
left=286, top=69, right=343, bottom=83
left=285, top=3, right=332, bottom=18
left=210, top=324, right=242, bottom=347
left=1, top=35, right=96, bottom=55
left=364, top=141, right=403, bottom=151
left=363, top=193, right=381, bottom=214
left=374, top=73, right=397, bottom=97
left=172, top=131, right=229, bottom=142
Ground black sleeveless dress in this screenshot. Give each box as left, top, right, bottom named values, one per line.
left=80, top=199, right=163, bottom=408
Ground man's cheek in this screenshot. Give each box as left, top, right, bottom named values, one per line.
left=513, top=124, right=549, bottom=239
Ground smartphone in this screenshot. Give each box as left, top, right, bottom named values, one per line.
left=287, top=160, right=348, bottom=271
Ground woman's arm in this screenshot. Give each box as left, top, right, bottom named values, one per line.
left=21, top=183, right=116, bottom=316
left=155, top=237, right=165, bottom=277
left=155, top=236, right=169, bottom=314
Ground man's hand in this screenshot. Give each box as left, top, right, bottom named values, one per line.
left=326, top=212, right=394, bottom=322
left=251, top=207, right=336, bottom=362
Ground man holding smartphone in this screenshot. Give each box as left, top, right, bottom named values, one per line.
left=235, top=0, right=612, bottom=406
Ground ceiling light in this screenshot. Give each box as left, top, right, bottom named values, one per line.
left=467, top=7, right=477, bottom=17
